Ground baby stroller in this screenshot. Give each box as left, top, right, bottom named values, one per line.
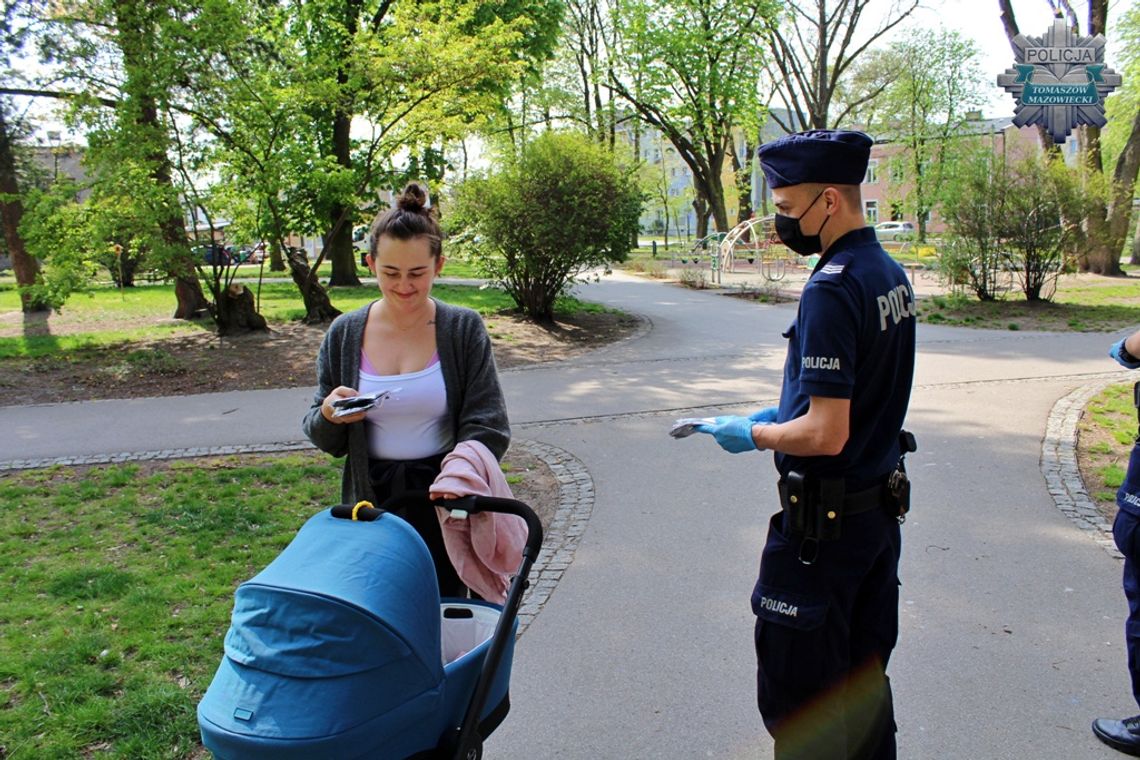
left=197, top=493, right=543, bottom=760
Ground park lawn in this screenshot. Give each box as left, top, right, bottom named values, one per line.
left=919, top=268, right=1140, bottom=332
left=0, top=280, right=606, bottom=361
left=0, top=447, right=542, bottom=758
left=1079, top=382, right=1139, bottom=522
left=207, top=250, right=483, bottom=281
left=0, top=452, right=344, bottom=758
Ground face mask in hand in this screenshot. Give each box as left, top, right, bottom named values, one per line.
left=774, top=189, right=831, bottom=255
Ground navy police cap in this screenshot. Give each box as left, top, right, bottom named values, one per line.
left=757, top=129, right=873, bottom=188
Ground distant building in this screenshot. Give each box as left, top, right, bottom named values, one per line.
left=29, top=141, right=90, bottom=200
left=860, top=112, right=1045, bottom=234
left=616, top=111, right=795, bottom=240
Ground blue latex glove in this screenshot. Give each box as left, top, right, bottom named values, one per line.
left=696, top=415, right=760, bottom=454
left=749, top=406, right=778, bottom=424
left=1110, top=338, right=1140, bottom=369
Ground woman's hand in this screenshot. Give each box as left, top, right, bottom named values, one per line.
left=321, top=386, right=368, bottom=424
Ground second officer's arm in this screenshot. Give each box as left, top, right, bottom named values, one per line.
left=1113, top=329, right=1140, bottom=367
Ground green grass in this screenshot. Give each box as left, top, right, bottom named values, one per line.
left=292, top=255, right=483, bottom=281
left=0, top=280, right=525, bottom=360
left=1081, top=383, right=1139, bottom=511
left=0, top=448, right=541, bottom=757
left=918, top=270, right=1140, bottom=332
left=0, top=452, right=344, bottom=758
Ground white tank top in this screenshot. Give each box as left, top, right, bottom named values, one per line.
left=358, top=361, right=449, bottom=461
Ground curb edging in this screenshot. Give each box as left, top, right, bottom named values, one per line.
left=1042, top=374, right=1134, bottom=560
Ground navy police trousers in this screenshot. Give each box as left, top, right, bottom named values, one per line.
left=1113, top=508, right=1140, bottom=709
left=1113, top=443, right=1140, bottom=709
left=753, top=507, right=901, bottom=760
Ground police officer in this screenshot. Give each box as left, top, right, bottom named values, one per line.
left=1093, top=329, right=1140, bottom=756
left=695, top=130, right=916, bottom=759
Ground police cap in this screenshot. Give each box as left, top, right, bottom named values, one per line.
left=758, top=129, right=873, bottom=189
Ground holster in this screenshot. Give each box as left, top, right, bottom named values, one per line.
left=777, top=429, right=919, bottom=562
left=778, top=471, right=845, bottom=564
left=886, top=430, right=917, bottom=522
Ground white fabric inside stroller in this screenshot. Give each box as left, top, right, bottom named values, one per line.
left=441, top=603, right=501, bottom=665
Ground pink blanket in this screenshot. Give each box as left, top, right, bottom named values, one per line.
left=429, top=441, right=528, bottom=603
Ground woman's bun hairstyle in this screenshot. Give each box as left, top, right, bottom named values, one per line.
left=395, top=183, right=429, bottom=215
left=369, top=182, right=442, bottom=259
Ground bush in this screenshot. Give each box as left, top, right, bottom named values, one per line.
left=628, top=258, right=668, bottom=278
left=679, top=267, right=707, bottom=289
left=937, top=142, right=1012, bottom=301
left=449, top=132, right=643, bottom=322
left=938, top=138, right=1074, bottom=302
left=1000, top=153, right=1070, bottom=301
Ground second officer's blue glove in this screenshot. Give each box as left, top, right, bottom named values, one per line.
left=749, top=406, right=778, bottom=424
left=696, top=416, right=761, bottom=454
left=1110, top=338, right=1140, bottom=369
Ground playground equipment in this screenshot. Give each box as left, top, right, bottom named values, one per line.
left=717, top=215, right=798, bottom=283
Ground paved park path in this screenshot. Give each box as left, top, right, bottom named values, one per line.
left=2, top=271, right=1136, bottom=759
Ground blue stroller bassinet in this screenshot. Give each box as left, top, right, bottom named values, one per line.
left=197, top=494, right=542, bottom=760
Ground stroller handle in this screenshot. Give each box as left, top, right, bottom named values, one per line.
left=435, top=494, right=544, bottom=560
left=350, top=492, right=545, bottom=561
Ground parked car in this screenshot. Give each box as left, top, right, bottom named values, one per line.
left=354, top=226, right=370, bottom=267
left=193, top=243, right=232, bottom=265
left=874, top=221, right=916, bottom=241
left=236, top=242, right=267, bottom=264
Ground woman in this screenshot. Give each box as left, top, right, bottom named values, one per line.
left=302, top=183, right=510, bottom=597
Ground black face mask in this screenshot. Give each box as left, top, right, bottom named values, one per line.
left=774, top=190, right=830, bottom=255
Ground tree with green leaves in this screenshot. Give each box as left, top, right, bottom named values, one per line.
left=936, top=139, right=1012, bottom=302
left=1101, top=0, right=1140, bottom=266
left=297, top=0, right=563, bottom=287
left=1002, top=152, right=1074, bottom=302
left=859, top=28, right=988, bottom=243
left=940, top=139, right=1077, bottom=303
left=607, top=0, right=778, bottom=236
left=451, top=131, right=642, bottom=322
left=8, top=0, right=212, bottom=319
left=0, top=100, right=48, bottom=312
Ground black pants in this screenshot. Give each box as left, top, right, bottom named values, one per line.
left=369, top=453, right=469, bottom=599
left=1114, top=507, right=1140, bottom=710
left=753, top=508, right=901, bottom=760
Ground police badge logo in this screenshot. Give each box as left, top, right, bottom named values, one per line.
left=997, top=18, right=1122, bottom=144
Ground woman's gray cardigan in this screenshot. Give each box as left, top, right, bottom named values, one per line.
left=302, top=298, right=511, bottom=506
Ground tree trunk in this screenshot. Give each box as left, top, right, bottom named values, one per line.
left=1130, top=216, right=1140, bottom=266
left=693, top=193, right=709, bottom=240
left=0, top=110, right=47, bottom=312
left=732, top=134, right=754, bottom=241
left=113, top=0, right=210, bottom=320
left=327, top=108, right=361, bottom=287
left=1106, top=106, right=1140, bottom=272
left=706, top=166, right=730, bottom=233
left=287, top=247, right=342, bottom=323
left=162, top=209, right=210, bottom=319
left=214, top=283, right=269, bottom=336
left=323, top=0, right=363, bottom=288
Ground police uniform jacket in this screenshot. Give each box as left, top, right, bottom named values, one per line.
left=776, top=227, right=916, bottom=491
